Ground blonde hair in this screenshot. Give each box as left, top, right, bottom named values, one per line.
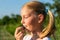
left=22, top=1, right=56, bottom=39
left=40, top=10, right=55, bottom=38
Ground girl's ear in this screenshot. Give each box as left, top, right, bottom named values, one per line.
left=38, top=14, right=44, bottom=23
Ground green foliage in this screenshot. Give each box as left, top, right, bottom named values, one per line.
left=0, top=14, right=21, bottom=25
left=45, top=0, right=60, bottom=18
left=6, top=24, right=17, bottom=35
left=0, top=19, right=3, bottom=25
left=5, top=23, right=22, bottom=35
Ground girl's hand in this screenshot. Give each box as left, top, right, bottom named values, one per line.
left=14, top=27, right=25, bottom=40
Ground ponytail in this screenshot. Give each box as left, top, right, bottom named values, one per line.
left=40, top=10, right=56, bottom=39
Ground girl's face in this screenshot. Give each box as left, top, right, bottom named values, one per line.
left=21, top=7, right=41, bottom=32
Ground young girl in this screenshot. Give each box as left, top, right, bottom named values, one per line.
left=14, top=1, right=56, bottom=40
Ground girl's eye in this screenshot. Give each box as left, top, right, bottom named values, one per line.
left=25, top=16, right=29, bottom=18
left=24, top=14, right=31, bottom=19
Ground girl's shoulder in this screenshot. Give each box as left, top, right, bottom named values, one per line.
left=43, top=37, right=50, bottom=40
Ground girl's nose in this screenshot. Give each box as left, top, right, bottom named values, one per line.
left=21, top=19, right=24, bottom=24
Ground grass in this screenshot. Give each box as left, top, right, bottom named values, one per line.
left=0, top=25, right=15, bottom=40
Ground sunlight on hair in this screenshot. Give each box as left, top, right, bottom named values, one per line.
left=40, top=10, right=55, bottom=38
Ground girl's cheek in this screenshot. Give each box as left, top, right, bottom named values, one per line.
left=25, top=18, right=32, bottom=25
left=25, top=17, right=36, bottom=25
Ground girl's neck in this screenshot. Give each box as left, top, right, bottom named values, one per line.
left=31, top=26, right=43, bottom=37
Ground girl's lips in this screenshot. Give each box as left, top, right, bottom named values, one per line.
left=23, top=24, right=29, bottom=30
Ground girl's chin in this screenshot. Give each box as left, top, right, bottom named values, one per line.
left=23, top=25, right=34, bottom=32
left=26, top=28, right=33, bottom=32
left=27, top=27, right=32, bottom=31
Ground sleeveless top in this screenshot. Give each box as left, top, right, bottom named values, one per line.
left=23, top=34, right=50, bottom=40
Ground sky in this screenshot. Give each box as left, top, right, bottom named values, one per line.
left=0, top=0, right=53, bottom=18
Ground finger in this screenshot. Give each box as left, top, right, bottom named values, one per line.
left=18, top=34, right=24, bottom=39
left=15, top=27, right=22, bottom=36
left=15, top=32, right=24, bottom=39
left=15, top=32, right=22, bottom=38
left=17, top=32, right=24, bottom=37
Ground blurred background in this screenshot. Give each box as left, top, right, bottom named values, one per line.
left=0, top=0, right=60, bottom=40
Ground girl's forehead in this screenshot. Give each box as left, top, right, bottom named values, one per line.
left=21, top=7, right=34, bottom=16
